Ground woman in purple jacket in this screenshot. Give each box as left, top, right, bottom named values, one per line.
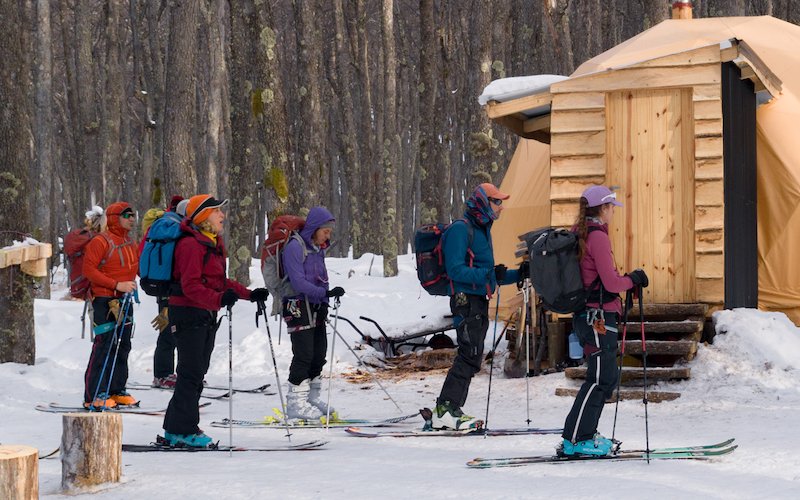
left=281, top=206, right=345, bottom=419
left=560, top=185, right=648, bottom=457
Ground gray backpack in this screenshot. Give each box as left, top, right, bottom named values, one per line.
left=260, top=233, right=307, bottom=315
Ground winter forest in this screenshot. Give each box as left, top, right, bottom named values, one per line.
left=1, top=0, right=798, bottom=364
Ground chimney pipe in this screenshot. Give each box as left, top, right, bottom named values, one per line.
left=672, top=1, right=693, bottom=19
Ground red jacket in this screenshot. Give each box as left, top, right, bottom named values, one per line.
left=83, top=203, right=138, bottom=298
left=169, top=219, right=251, bottom=311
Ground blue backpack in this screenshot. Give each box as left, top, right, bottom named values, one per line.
left=139, top=211, right=184, bottom=297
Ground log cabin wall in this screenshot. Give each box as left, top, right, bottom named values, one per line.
left=547, top=44, right=725, bottom=311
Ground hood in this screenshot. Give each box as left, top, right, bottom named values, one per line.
left=105, top=202, right=131, bottom=237
left=300, top=206, right=335, bottom=247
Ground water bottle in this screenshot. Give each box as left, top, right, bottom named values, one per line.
left=568, top=331, right=582, bottom=360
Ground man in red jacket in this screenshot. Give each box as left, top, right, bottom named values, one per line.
left=82, top=202, right=140, bottom=409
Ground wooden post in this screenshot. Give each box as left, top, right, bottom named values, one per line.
left=61, top=413, right=122, bottom=492
left=0, top=445, right=38, bottom=499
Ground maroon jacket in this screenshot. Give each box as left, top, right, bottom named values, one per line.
left=169, top=219, right=251, bottom=311
left=580, top=221, right=634, bottom=315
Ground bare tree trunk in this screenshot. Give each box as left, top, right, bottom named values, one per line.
left=0, top=0, right=36, bottom=364
left=381, top=0, right=398, bottom=276
left=228, top=0, right=265, bottom=285
left=162, top=0, right=199, bottom=197
left=102, top=0, right=124, bottom=202
left=32, top=0, right=53, bottom=297
left=75, top=0, right=103, bottom=205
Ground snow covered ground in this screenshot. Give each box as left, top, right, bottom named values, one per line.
left=2, top=253, right=800, bottom=499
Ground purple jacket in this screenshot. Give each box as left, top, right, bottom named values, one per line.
left=282, top=206, right=334, bottom=305
left=581, top=221, right=634, bottom=315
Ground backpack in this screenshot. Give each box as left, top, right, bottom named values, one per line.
left=414, top=219, right=474, bottom=296
left=260, top=215, right=306, bottom=315
left=63, top=228, right=96, bottom=299
left=139, top=211, right=184, bottom=297
left=526, top=226, right=602, bottom=314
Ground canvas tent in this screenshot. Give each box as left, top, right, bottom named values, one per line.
left=488, top=16, right=800, bottom=325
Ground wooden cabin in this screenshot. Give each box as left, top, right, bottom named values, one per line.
left=486, top=16, right=800, bottom=325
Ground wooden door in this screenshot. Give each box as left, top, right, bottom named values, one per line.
left=606, top=89, right=695, bottom=303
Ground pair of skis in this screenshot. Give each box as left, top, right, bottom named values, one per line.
left=209, top=408, right=419, bottom=429
left=34, top=401, right=212, bottom=416
left=127, top=382, right=275, bottom=399
left=466, top=438, right=738, bottom=468
left=122, top=436, right=328, bottom=453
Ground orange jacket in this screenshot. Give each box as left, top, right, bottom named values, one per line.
left=83, top=202, right=139, bottom=298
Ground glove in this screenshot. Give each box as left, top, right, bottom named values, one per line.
left=326, top=286, right=345, bottom=298
left=494, top=264, right=508, bottom=282
left=151, top=307, right=169, bottom=331
left=628, top=268, right=649, bottom=288
left=220, top=289, right=239, bottom=308
left=516, top=261, right=530, bottom=289
left=249, top=288, right=269, bottom=303
left=108, top=299, right=121, bottom=321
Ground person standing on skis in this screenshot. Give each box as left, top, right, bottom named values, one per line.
left=559, top=185, right=648, bottom=456
left=432, top=183, right=524, bottom=430
left=161, top=194, right=269, bottom=447
left=282, top=206, right=344, bottom=420
left=82, top=202, right=139, bottom=409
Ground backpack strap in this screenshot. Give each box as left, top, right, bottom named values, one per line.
left=581, top=226, right=620, bottom=305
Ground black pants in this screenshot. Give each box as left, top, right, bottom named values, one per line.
left=84, top=297, right=134, bottom=403
left=163, top=306, right=218, bottom=435
left=285, top=301, right=328, bottom=385
left=437, top=293, right=489, bottom=408
left=153, top=326, right=177, bottom=378
left=562, top=309, right=619, bottom=443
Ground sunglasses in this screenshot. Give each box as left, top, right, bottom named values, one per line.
left=119, top=212, right=136, bottom=219
left=488, top=198, right=503, bottom=206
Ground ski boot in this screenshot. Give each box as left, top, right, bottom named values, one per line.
left=162, top=432, right=214, bottom=448
left=430, top=401, right=481, bottom=430
left=286, top=380, right=324, bottom=420
left=559, top=433, right=615, bottom=457
left=152, top=374, right=177, bottom=389
left=84, top=393, right=118, bottom=410
left=308, top=376, right=338, bottom=421
left=110, top=391, right=139, bottom=407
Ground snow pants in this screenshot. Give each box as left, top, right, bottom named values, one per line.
left=285, top=301, right=328, bottom=385
left=153, top=298, right=177, bottom=378
left=84, top=296, right=133, bottom=403
left=163, top=306, right=219, bottom=435
left=437, top=293, right=489, bottom=408
left=562, top=309, right=619, bottom=443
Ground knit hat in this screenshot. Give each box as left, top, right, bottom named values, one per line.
left=84, top=206, right=104, bottom=220
left=318, top=221, right=335, bottom=230
left=176, top=199, right=189, bottom=217
left=169, top=195, right=184, bottom=212
left=186, top=194, right=229, bottom=224
left=582, top=185, right=623, bottom=208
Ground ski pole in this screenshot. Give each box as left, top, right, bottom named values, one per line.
left=523, top=283, right=532, bottom=426
left=483, top=286, right=501, bottom=437
left=101, top=294, right=134, bottom=406
left=257, top=300, right=291, bottom=440
left=92, top=293, right=130, bottom=410
left=325, top=297, right=341, bottom=430
left=326, top=318, right=403, bottom=412
left=611, top=290, right=632, bottom=443
left=227, top=305, right=234, bottom=458
left=81, top=300, right=88, bottom=339
left=639, top=285, right=650, bottom=463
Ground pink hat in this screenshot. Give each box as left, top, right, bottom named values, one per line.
left=582, top=185, right=622, bottom=208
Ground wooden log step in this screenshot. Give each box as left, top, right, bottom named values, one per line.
left=619, top=320, right=702, bottom=335
left=565, top=366, right=691, bottom=381
left=555, top=387, right=681, bottom=402
left=627, top=303, right=707, bottom=320
left=620, top=340, right=696, bottom=356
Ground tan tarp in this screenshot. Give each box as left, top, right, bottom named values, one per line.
left=492, top=139, right=551, bottom=318
left=495, top=16, right=800, bottom=324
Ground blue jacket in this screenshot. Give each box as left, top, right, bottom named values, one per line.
left=282, top=206, right=334, bottom=305
left=443, top=213, right=518, bottom=297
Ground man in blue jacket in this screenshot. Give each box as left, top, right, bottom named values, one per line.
left=433, top=183, right=524, bottom=430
